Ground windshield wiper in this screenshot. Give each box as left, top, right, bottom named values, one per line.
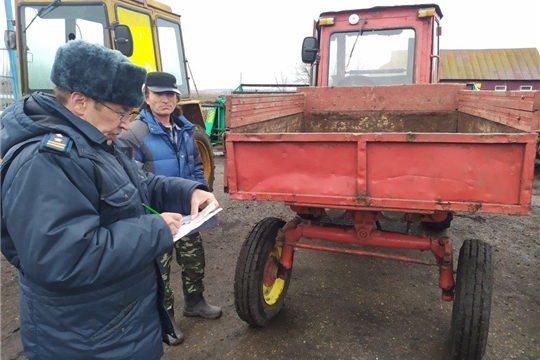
left=24, top=0, right=62, bottom=33
left=346, top=17, right=368, bottom=69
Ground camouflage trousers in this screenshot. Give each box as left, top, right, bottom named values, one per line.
left=160, top=232, right=205, bottom=311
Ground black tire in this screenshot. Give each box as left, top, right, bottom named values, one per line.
left=234, top=217, right=291, bottom=327
left=450, top=239, right=493, bottom=360
left=193, top=125, right=214, bottom=191
left=421, top=212, right=453, bottom=231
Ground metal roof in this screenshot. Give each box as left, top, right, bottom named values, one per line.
left=440, top=48, right=540, bottom=80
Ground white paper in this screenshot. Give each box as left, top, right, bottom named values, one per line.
left=173, top=202, right=222, bottom=242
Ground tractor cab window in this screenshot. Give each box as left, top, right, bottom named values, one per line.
left=116, top=7, right=156, bottom=73
left=156, top=17, right=189, bottom=98
left=328, top=28, right=415, bottom=87
left=19, top=4, right=107, bottom=93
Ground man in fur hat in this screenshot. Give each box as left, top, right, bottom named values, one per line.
left=0, top=40, right=218, bottom=360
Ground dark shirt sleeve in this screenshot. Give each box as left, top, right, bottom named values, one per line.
left=2, top=151, right=173, bottom=292
left=118, top=130, right=143, bottom=162
left=144, top=170, right=208, bottom=214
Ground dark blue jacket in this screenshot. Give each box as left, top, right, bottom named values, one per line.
left=0, top=93, right=205, bottom=360
left=119, top=109, right=206, bottom=185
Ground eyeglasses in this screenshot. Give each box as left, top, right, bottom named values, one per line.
left=97, top=101, right=137, bottom=123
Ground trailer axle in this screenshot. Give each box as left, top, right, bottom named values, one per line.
left=277, top=216, right=455, bottom=301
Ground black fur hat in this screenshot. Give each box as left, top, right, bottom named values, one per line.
left=50, top=40, right=146, bottom=107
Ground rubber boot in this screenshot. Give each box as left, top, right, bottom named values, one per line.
left=166, top=309, right=185, bottom=346
left=183, top=292, right=223, bottom=319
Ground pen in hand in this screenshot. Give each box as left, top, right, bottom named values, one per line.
left=143, top=204, right=182, bottom=235
left=143, top=203, right=188, bottom=238
left=142, top=203, right=160, bottom=215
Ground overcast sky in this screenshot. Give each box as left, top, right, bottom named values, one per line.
left=162, top=0, right=540, bottom=90
left=2, top=0, right=540, bottom=90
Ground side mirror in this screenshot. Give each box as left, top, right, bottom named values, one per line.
left=301, top=36, right=318, bottom=64
left=113, top=25, right=133, bottom=57
left=4, top=30, right=16, bottom=50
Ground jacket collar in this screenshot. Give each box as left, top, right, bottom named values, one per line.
left=136, top=109, right=193, bottom=135
left=31, top=93, right=114, bottom=158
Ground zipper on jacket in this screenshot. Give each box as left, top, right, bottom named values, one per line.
left=165, top=127, right=181, bottom=161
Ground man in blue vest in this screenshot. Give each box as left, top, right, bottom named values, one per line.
left=119, top=72, right=222, bottom=345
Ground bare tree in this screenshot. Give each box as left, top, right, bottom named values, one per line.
left=268, top=66, right=313, bottom=92
left=273, top=71, right=291, bottom=91
left=294, top=63, right=312, bottom=84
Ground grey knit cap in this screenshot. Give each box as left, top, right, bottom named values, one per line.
left=50, top=40, right=146, bottom=107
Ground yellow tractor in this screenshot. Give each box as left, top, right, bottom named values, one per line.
left=4, top=0, right=215, bottom=188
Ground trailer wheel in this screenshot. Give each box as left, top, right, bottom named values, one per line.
left=421, top=213, right=453, bottom=231
left=234, top=217, right=291, bottom=327
left=193, top=125, right=215, bottom=191
left=450, top=239, right=493, bottom=360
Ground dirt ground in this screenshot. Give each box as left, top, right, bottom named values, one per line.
left=1, top=157, right=539, bottom=360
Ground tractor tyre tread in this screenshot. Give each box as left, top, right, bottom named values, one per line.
left=451, top=239, right=493, bottom=360
left=234, top=217, right=287, bottom=327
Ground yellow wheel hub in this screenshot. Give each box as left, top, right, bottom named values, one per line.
left=262, top=246, right=285, bottom=306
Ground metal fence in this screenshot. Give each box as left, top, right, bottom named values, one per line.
left=1, top=47, right=16, bottom=111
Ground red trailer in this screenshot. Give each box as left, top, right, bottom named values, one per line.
left=224, top=4, right=540, bottom=360
left=225, top=84, right=538, bottom=360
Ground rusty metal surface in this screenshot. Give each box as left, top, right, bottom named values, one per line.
left=300, top=84, right=465, bottom=113
left=229, top=114, right=303, bottom=134
left=225, top=132, right=537, bottom=214
left=457, top=113, right=521, bottom=134
left=225, top=93, right=305, bottom=129
left=223, top=86, right=537, bottom=215
left=305, top=111, right=457, bottom=133
left=458, top=90, right=540, bottom=132
left=226, top=87, right=539, bottom=134
left=441, top=48, right=540, bottom=81
left=228, top=108, right=531, bottom=136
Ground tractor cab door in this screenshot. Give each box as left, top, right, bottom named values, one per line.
left=116, top=6, right=157, bottom=73
left=114, top=6, right=190, bottom=98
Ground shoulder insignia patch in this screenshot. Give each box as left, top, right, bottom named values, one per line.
left=40, top=133, right=73, bottom=154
